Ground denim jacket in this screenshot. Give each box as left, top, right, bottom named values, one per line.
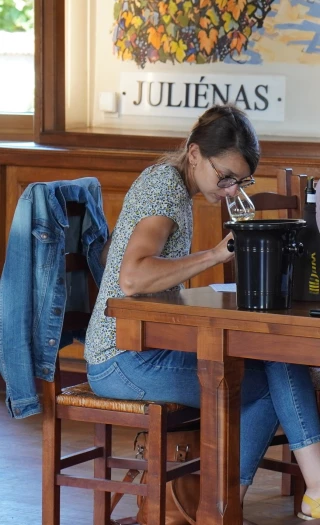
left=0, top=178, right=108, bottom=418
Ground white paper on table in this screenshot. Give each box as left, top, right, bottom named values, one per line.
left=209, top=283, right=236, bottom=293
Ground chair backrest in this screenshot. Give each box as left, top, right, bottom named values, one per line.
left=44, top=202, right=98, bottom=395
left=221, top=171, right=308, bottom=283
left=63, top=201, right=97, bottom=333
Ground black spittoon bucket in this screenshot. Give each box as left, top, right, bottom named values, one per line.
left=224, top=219, right=306, bottom=310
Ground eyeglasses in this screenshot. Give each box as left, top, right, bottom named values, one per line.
left=208, top=159, right=255, bottom=189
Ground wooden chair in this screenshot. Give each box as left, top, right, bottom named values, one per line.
left=221, top=171, right=308, bottom=514
left=42, top=202, right=200, bottom=525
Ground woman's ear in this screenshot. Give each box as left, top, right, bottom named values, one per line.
left=187, top=143, right=200, bottom=167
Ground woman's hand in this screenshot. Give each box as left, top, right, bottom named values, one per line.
left=211, top=232, right=235, bottom=265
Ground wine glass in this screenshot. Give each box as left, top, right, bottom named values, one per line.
left=226, top=187, right=255, bottom=222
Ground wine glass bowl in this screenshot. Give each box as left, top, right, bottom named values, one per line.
left=226, top=187, right=255, bottom=222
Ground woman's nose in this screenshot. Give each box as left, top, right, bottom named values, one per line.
left=225, top=185, right=239, bottom=197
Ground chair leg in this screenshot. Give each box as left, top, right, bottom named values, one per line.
left=42, top=382, right=61, bottom=525
left=147, top=404, right=167, bottom=525
left=281, top=444, right=293, bottom=496
left=94, top=423, right=112, bottom=525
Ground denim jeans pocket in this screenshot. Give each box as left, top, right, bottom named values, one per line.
left=87, top=361, right=145, bottom=400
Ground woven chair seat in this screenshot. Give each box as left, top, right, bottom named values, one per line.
left=56, top=382, right=187, bottom=414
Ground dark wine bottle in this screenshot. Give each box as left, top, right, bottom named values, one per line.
left=293, top=177, right=320, bottom=301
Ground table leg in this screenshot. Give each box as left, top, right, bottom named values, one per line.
left=197, top=355, right=244, bottom=525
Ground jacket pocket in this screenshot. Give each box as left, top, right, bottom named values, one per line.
left=32, top=225, right=59, bottom=268
left=88, top=361, right=145, bottom=400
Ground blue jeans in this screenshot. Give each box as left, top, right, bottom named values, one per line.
left=87, top=350, right=320, bottom=485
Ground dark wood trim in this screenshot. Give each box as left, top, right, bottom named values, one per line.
left=35, top=0, right=65, bottom=137
left=34, top=0, right=42, bottom=142
left=38, top=130, right=187, bottom=152
left=1, top=141, right=320, bottom=169
left=0, top=143, right=158, bottom=169
left=36, top=131, right=320, bottom=157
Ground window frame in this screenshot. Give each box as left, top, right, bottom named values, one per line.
left=0, top=114, right=34, bottom=141
left=34, top=0, right=184, bottom=151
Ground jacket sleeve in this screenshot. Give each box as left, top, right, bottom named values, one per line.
left=0, top=193, right=41, bottom=418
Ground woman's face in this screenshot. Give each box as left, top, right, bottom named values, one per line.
left=187, top=144, right=252, bottom=204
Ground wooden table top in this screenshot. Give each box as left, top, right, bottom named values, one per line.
left=108, top=286, right=320, bottom=329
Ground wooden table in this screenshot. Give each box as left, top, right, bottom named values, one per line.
left=107, top=287, right=320, bottom=525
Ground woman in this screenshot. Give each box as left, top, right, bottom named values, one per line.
left=85, top=104, right=320, bottom=523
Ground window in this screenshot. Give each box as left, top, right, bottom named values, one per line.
left=0, top=0, right=34, bottom=140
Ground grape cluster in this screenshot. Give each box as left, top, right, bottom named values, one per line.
left=260, top=0, right=273, bottom=9
left=180, top=26, right=200, bottom=54
left=254, top=0, right=273, bottom=27
left=217, top=35, right=230, bottom=61
left=133, top=33, right=149, bottom=68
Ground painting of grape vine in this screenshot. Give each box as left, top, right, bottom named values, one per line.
left=112, top=0, right=275, bottom=68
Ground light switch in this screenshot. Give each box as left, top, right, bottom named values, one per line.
left=99, top=91, right=118, bottom=113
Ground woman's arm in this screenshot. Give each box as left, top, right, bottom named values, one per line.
left=119, top=215, right=233, bottom=296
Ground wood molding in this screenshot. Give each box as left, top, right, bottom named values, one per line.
left=1, top=141, right=320, bottom=170
left=36, top=130, right=320, bottom=157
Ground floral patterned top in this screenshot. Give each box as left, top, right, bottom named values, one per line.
left=84, top=164, right=193, bottom=364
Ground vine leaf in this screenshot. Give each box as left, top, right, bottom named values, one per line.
left=206, top=7, right=219, bottom=27
left=216, top=0, right=228, bottom=9
left=170, top=39, right=188, bottom=62
left=183, top=1, right=194, bottom=14
left=222, top=11, right=239, bottom=32
left=162, top=14, right=172, bottom=25
left=200, top=16, right=210, bottom=29
left=227, top=0, right=247, bottom=22
left=131, top=16, right=143, bottom=29
left=199, top=28, right=218, bottom=55
left=158, top=1, right=168, bottom=16
left=147, top=25, right=165, bottom=49
left=229, top=31, right=247, bottom=53
left=122, top=11, right=133, bottom=28
left=168, top=0, right=179, bottom=17
left=161, top=33, right=171, bottom=54
left=115, top=38, right=132, bottom=60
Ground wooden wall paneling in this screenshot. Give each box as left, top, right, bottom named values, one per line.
left=0, top=165, right=6, bottom=271
left=292, top=166, right=320, bottom=182
left=5, top=167, right=29, bottom=243
left=190, top=196, right=224, bottom=288
left=0, top=146, right=158, bottom=172
left=4, top=166, right=141, bottom=242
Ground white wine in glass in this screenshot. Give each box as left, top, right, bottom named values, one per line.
left=226, top=187, right=255, bottom=222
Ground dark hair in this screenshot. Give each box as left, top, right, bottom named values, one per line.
left=158, top=104, right=260, bottom=177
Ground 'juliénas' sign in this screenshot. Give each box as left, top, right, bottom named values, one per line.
left=120, top=73, right=285, bottom=122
